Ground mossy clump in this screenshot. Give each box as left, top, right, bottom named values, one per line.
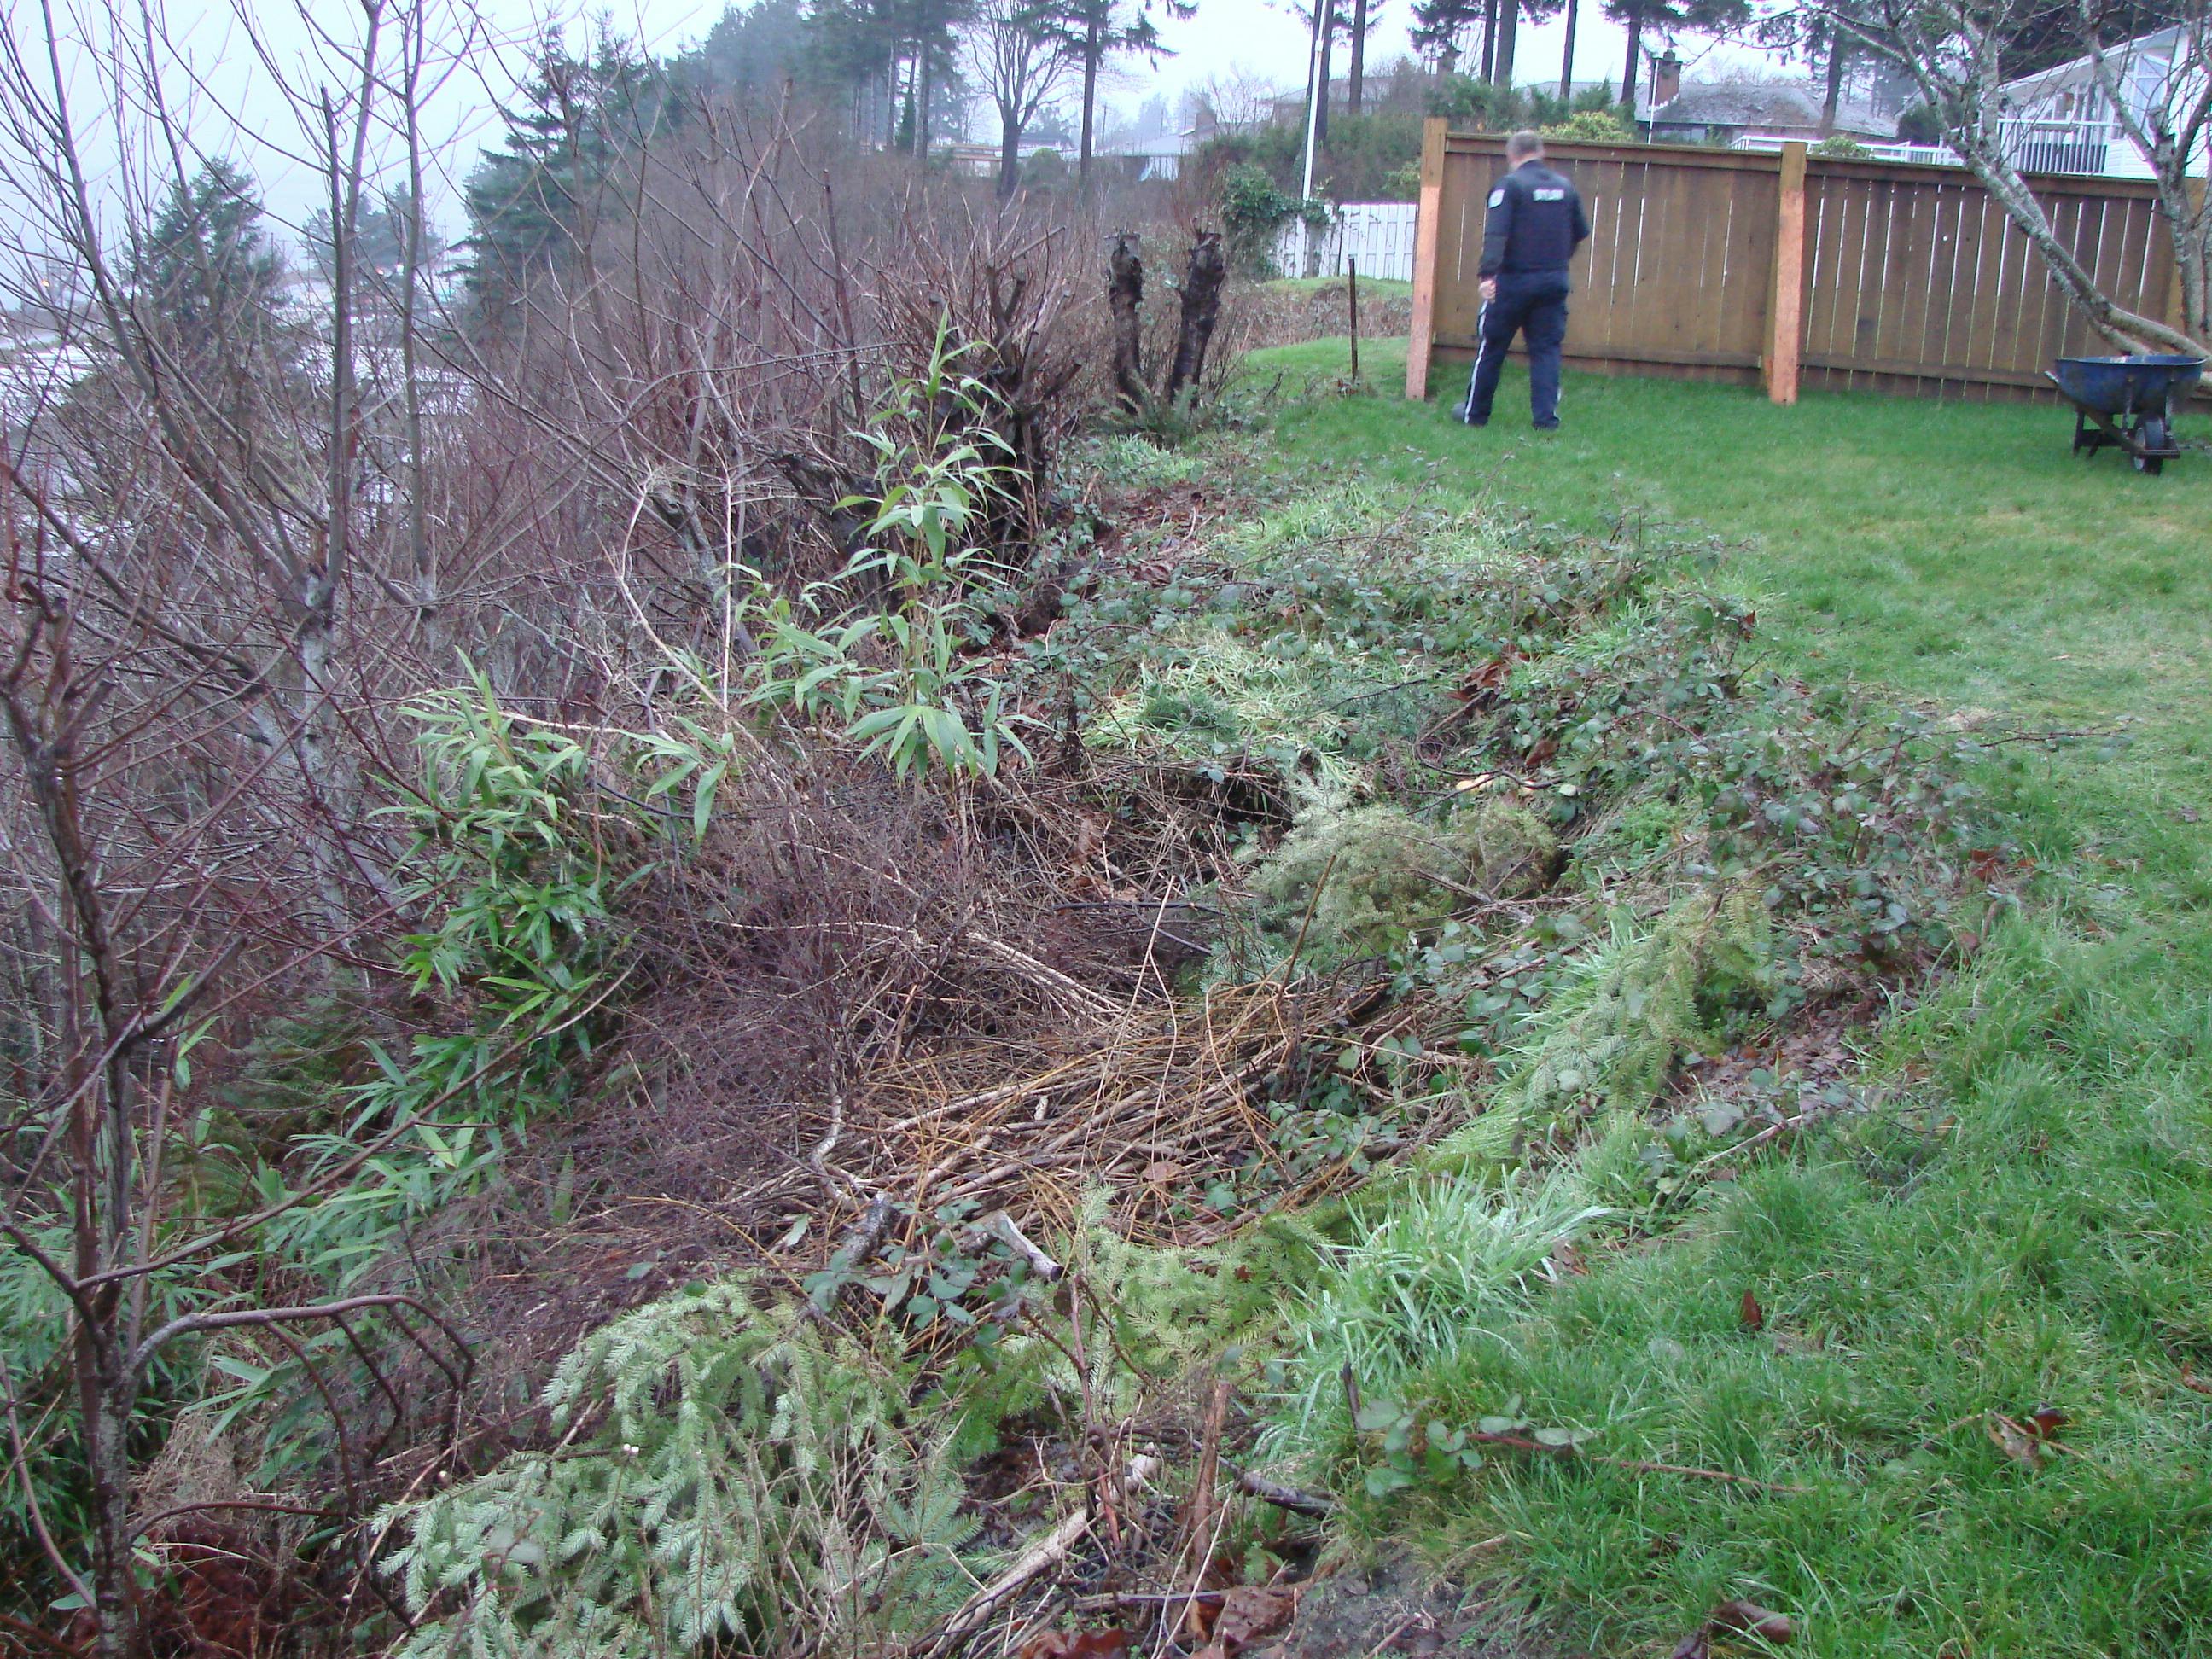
left=1254, top=795, right=1557, bottom=958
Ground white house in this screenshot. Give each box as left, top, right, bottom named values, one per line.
left=1998, top=25, right=2210, bottom=178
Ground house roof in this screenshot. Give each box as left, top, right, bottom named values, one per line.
left=2000, top=24, right=2183, bottom=104
left=1644, top=79, right=1897, bottom=138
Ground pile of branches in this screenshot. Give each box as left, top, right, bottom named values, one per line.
left=853, top=974, right=1457, bottom=1245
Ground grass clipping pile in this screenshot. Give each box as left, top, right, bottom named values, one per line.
left=385, top=455, right=1994, bottom=1659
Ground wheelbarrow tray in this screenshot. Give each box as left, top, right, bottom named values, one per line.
left=2046, top=354, right=2203, bottom=474
left=2051, top=353, right=2203, bottom=416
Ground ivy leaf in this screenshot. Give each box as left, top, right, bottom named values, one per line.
left=1364, top=1464, right=1415, bottom=1497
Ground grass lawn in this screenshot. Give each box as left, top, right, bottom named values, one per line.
left=1260, top=275, right=1417, bottom=298
left=1238, top=338, right=2212, bottom=1656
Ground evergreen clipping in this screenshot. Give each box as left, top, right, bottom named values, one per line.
left=384, top=1280, right=983, bottom=1658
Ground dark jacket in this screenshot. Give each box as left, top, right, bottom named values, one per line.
left=1479, top=160, right=1592, bottom=279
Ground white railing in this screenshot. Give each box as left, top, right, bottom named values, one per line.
left=1728, top=134, right=1957, bottom=166
left=1997, top=114, right=2116, bottom=173
left=1276, top=201, right=1420, bottom=282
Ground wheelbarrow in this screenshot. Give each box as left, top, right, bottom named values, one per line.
left=2047, top=353, right=2203, bottom=474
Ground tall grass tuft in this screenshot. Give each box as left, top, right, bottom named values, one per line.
left=1260, top=1171, right=1608, bottom=1468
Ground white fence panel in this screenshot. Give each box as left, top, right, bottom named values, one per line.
left=1276, top=202, right=1420, bottom=282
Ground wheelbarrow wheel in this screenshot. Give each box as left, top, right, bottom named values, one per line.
left=2134, top=414, right=2168, bottom=474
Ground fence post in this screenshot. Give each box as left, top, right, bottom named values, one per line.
left=1763, top=141, right=1808, bottom=405
left=1405, top=118, right=1448, bottom=400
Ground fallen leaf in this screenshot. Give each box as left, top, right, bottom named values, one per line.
left=1545, top=1239, right=1587, bottom=1279
left=1671, top=1598, right=1795, bottom=1658
left=1020, top=1628, right=1131, bottom=1659
left=1453, top=647, right=1522, bottom=701
left=2023, top=1405, right=2069, bottom=1442
left=1710, top=1599, right=1795, bottom=1643
left=2180, top=1368, right=2212, bottom=1397
left=1189, top=1586, right=1297, bottom=1659
left=1740, top=1289, right=1766, bottom=1332
left=1142, top=1160, right=1183, bottom=1184
left=1987, top=1414, right=2041, bottom=1467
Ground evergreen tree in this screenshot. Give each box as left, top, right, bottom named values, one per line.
left=131, top=159, right=287, bottom=352
left=1411, top=0, right=1481, bottom=74
left=680, top=0, right=818, bottom=98
left=305, top=187, right=441, bottom=288
left=1017, top=0, right=1193, bottom=179
left=1605, top=0, right=1746, bottom=105
left=1348, top=0, right=1379, bottom=111
left=460, top=26, right=661, bottom=318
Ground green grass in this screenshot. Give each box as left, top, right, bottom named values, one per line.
left=1255, top=336, right=2211, bottom=816
left=1260, top=275, right=1417, bottom=298
left=1237, top=338, right=2212, bottom=1656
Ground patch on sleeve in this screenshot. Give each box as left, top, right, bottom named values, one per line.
left=1489, top=189, right=1505, bottom=207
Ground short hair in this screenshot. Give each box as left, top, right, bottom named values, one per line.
left=1506, top=130, right=1545, bottom=161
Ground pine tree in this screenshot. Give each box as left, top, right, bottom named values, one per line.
left=459, top=26, right=660, bottom=319
left=1410, top=0, right=1481, bottom=74
left=131, top=159, right=287, bottom=353
left=1017, top=0, right=1193, bottom=180
left=1604, top=0, right=1746, bottom=105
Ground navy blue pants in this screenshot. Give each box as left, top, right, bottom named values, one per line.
left=1458, top=269, right=1570, bottom=428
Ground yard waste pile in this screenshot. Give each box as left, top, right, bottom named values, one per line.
left=323, top=428, right=2000, bottom=1659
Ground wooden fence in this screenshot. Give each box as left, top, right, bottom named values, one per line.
left=1404, top=122, right=2203, bottom=405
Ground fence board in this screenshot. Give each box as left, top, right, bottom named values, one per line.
left=1407, top=124, right=2201, bottom=405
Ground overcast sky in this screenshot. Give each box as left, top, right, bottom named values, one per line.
left=5, top=0, right=1780, bottom=253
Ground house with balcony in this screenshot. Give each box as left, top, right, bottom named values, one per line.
left=1997, top=24, right=2209, bottom=178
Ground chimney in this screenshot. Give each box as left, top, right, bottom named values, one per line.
left=1651, top=50, right=1683, bottom=108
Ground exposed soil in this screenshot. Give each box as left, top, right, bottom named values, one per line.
left=1253, top=1559, right=1565, bottom=1659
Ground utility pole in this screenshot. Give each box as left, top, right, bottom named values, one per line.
left=1295, top=0, right=1327, bottom=273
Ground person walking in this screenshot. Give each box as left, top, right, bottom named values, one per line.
left=1458, top=131, right=1591, bottom=431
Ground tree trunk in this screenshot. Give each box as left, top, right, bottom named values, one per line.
left=1822, top=39, right=1845, bottom=137
left=79, top=1342, right=140, bottom=1659
left=1348, top=0, right=1368, bottom=113
left=1620, top=3, right=1642, bottom=106
left=1108, top=233, right=1146, bottom=409
left=998, top=100, right=1022, bottom=197
left=1558, top=0, right=1577, bottom=100
left=918, top=42, right=934, bottom=154
left=1165, top=232, right=1226, bottom=404
left=1481, top=0, right=1498, bottom=83
left=1315, top=0, right=1335, bottom=152
left=1079, top=20, right=1100, bottom=182
left=1496, top=0, right=1518, bottom=95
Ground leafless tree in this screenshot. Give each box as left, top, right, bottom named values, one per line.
left=967, top=0, right=1076, bottom=198
left=1815, top=0, right=2209, bottom=353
